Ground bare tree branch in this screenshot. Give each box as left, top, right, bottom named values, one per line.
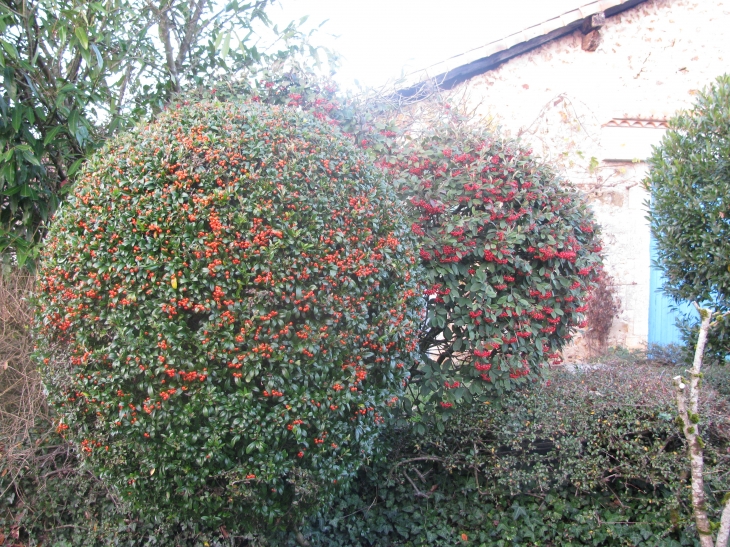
left=174, top=0, right=207, bottom=74
left=674, top=303, right=727, bottom=547
left=152, top=0, right=180, bottom=93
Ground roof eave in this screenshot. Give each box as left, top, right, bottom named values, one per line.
left=396, top=0, right=647, bottom=97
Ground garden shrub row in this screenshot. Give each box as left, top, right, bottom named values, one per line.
left=3, top=362, right=729, bottom=546
left=277, top=364, right=730, bottom=547
left=28, top=70, right=605, bottom=537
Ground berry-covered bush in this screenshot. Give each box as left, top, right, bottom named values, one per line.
left=220, top=73, right=604, bottom=410
left=381, top=123, right=603, bottom=409
left=35, top=99, right=420, bottom=531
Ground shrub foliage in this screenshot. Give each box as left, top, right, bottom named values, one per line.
left=8, top=363, right=728, bottom=546
left=223, top=73, right=604, bottom=409
left=34, top=99, right=420, bottom=530
left=27, top=69, right=608, bottom=537
left=275, top=365, right=730, bottom=547
left=384, top=124, right=603, bottom=409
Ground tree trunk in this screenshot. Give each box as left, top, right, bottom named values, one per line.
left=717, top=499, right=730, bottom=547
left=674, top=304, right=713, bottom=546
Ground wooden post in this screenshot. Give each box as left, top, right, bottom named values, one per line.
left=581, top=11, right=605, bottom=52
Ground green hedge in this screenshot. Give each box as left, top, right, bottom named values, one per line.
left=272, top=364, right=730, bottom=547
left=6, top=362, right=727, bottom=546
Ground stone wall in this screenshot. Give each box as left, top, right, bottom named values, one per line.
left=449, top=0, right=730, bottom=357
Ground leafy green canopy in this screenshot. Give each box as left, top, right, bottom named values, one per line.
left=35, top=99, right=420, bottom=531
left=645, top=74, right=730, bottom=360
left=0, top=0, right=313, bottom=265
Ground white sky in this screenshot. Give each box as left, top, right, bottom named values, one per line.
left=268, top=0, right=587, bottom=90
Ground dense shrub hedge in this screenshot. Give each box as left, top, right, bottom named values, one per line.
left=272, top=365, right=730, bottom=547
left=33, top=99, right=421, bottom=531
left=6, top=362, right=728, bottom=545
left=19, top=69, right=613, bottom=540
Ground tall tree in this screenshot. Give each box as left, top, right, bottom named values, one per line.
left=646, top=75, right=730, bottom=546
left=0, top=0, right=311, bottom=265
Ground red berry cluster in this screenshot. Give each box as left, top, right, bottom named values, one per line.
left=187, top=73, right=604, bottom=412
left=381, top=126, right=603, bottom=407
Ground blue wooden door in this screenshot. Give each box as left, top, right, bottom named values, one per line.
left=648, top=236, right=696, bottom=345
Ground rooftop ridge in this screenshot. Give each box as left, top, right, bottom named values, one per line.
left=397, top=0, right=647, bottom=96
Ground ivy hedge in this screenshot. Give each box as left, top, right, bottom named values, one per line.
left=275, top=364, right=730, bottom=547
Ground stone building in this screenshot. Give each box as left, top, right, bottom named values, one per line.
left=402, top=0, right=730, bottom=355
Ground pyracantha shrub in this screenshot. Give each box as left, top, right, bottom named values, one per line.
left=380, top=122, right=603, bottom=409
left=646, top=74, right=730, bottom=363
left=34, top=99, right=420, bottom=531
left=197, top=72, right=605, bottom=409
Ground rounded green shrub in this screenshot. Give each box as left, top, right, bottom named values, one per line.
left=35, top=99, right=420, bottom=530
left=646, top=74, right=730, bottom=362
